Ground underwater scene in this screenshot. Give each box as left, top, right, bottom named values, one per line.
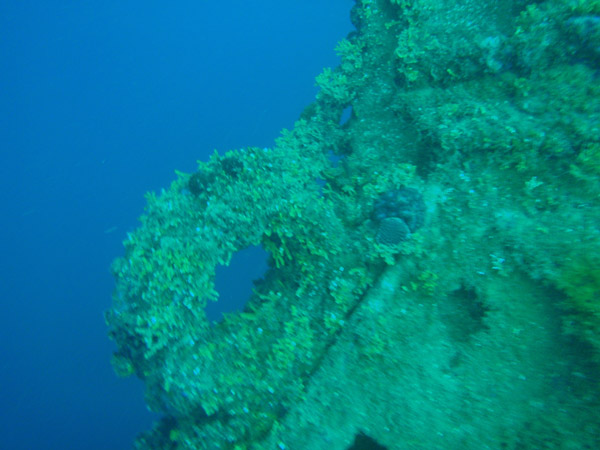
left=104, top=0, right=600, bottom=448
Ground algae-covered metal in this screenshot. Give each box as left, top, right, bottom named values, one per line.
left=108, top=0, right=600, bottom=448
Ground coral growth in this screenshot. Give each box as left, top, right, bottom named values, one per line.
left=107, top=1, right=600, bottom=448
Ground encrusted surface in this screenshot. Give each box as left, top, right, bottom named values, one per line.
left=107, top=1, right=600, bottom=448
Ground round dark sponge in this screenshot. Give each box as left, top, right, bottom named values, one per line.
left=372, top=187, right=425, bottom=232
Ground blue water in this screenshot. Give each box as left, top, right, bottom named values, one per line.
left=0, top=2, right=353, bottom=448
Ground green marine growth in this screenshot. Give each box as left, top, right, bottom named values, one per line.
left=558, top=251, right=600, bottom=356
left=106, top=116, right=400, bottom=446
left=107, top=0, right=600, bottom=448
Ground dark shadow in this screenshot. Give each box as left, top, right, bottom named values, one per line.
left=441, top=284, right=489, bottom=342
left=206, top=245, right=269, bottom=322
left=348, top=432, right=388, bottom=450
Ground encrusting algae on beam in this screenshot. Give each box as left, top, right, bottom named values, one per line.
left=107, top=0, right=600, bottom=448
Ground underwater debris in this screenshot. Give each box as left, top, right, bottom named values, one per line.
left=108, top=1, right=600, bottom=448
